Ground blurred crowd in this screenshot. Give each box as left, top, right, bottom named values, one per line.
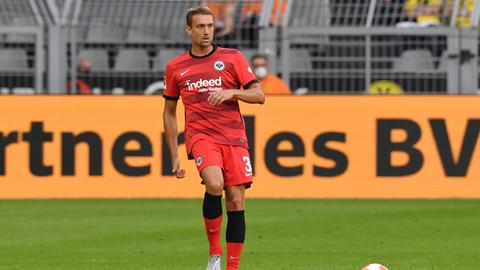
left=385, top=0, right=475, bottom=28
left=70, top=0, right=476, bottom=95
left=202, top=0, right=286, bottom=47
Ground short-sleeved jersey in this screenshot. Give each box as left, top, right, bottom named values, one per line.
left=163, top=45, right=258, bottom=158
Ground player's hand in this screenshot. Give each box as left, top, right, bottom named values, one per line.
left=172, top=158, right=186, bottom=179
left=208, top=90, right=236, bottom=106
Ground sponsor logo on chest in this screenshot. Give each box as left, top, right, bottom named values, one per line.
left=185, top=77, right=223, bottom=92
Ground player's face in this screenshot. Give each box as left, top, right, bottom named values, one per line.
left=186, top=14, right=214, bottom=48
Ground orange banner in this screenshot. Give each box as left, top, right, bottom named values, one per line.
left=0, top=96, right=480, bottom=198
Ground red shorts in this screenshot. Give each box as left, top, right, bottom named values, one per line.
left=191, top=140, right=253, bottom=188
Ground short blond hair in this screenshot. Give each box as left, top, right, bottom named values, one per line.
left=186, top=5, right=213, bottom=26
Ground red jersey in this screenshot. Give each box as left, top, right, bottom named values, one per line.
left=163, top=45, right=258, bottom=159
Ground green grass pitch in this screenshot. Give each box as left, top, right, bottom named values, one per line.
left=0, top=199, right=479, bottom=269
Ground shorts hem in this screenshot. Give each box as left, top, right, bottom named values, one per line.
left=223, top=181, right=253, bottom=189
left=198, top=164, right=224, bottom=174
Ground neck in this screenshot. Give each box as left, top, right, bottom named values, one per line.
left=191, top=44, right=214, bottom=57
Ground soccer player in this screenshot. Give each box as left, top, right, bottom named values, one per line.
left=162, top=5, right=265, bottom=270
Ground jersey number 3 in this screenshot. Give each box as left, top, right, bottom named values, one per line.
left=243, top=156, right=253, bottom=176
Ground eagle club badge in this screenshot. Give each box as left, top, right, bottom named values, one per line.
left=214, top=60, right=225, bottom=71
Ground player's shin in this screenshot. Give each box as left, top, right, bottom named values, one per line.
left=226, top=210, right=245, bottom=270
left=203, top=192, right=223, bottom=256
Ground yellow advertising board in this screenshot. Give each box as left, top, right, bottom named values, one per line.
left=1, top=96, right=480, bottom=198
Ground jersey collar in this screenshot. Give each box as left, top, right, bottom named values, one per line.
left=189, top=44, right=217, bottom=59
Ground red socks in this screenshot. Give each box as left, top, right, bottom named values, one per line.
left=204, top=216, right=245, bottom=269
left=226, top=242, right=244, bottom=270
left=203, top=192, right=223, bottom=255
left=204, top=216, right=223, bottom=255
left=203, top=193, right=246, bottom=270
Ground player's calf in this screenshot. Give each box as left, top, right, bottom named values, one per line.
left=203, top=192, right=223, bottom=256
left=226, top=210, right=245, bottom=270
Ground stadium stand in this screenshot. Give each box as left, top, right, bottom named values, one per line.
left=153, top=49, right=186, bottom=72
left=127, top=18, right=164, bottom=43
left=288, top=0, right=330, bottom=27
left=56, top=0, right=66, bottom=11
left=289, top=49, right=314, bottom=72
left=78, top=49, right=111, bottom=71
left=393, top=49, right=435, bottom=72
left=6, top=17, right=38, bottom=43
left=85, top=18, right=126, bottom=43
left=0, top=0, right=42, bottom=91
left=438, top=50, right=449, bottom=71
left=114, top=48, right=150, bottom=72
left=241, top=48, right=257, bottom=64
left=0, top=0, right=37, bottom=25
left=0, top=49, right=30, bottom=71
left=0, top=0, right=479, bottom=94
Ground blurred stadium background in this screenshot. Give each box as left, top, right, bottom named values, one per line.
left=1, top=0, right=479, bottom=95
left=2, top=1, right=480, bottom=269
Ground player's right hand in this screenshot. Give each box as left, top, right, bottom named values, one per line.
left=172, top=158, right=186, bottom=179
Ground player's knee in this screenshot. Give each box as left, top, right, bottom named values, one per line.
left=226, top=196, right=244, bottom=211
left=206, top=181, right=224, bottom=195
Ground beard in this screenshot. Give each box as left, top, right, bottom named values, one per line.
left=197, top=39, right=212, bottom=48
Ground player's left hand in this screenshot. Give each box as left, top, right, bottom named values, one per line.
left=207, top=90, right=235, bottom=106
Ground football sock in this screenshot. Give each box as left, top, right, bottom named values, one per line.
left=203, top=192, right=223, bottom=256
left=226, top=210, right=245, bottom=270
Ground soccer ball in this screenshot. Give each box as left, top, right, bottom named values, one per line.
left=362, top=263, right=389, bottom=270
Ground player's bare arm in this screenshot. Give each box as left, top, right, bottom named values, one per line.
left=207, top=83, right=265, bottom=106
left=163, top=99, right=186, bottom=179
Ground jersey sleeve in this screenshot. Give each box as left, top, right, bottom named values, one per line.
left=163, top=62, right=180, bottom=100
left=234, top=51, right=259, bottom=89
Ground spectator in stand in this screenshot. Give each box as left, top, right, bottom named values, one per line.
left=203, top=0, right=287, bottom=47
left=402, top=0, right=474, bottom=28
left=270, top=0, right=287, bottom=26
left=203, top=0, right=237, bottom=40
left=447, top=0, right=474, bottom=28
left=68, top=58, right=92, bottom=94
left=237, top=0, right=288, bottom=27
left=240, top=0, right=288, bottom=46
left=241, top=1, right=261, bottom=46
left=251, top=53, right=291, bottom=95
left=403, top=0, right=442, bottom=27
left=396, top=0, right=446, bottom=57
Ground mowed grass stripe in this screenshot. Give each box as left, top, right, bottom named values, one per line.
left=0, top=199, right=479, bottom=270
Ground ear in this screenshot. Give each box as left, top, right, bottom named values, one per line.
left=185, top=26, right=192, bottom=36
